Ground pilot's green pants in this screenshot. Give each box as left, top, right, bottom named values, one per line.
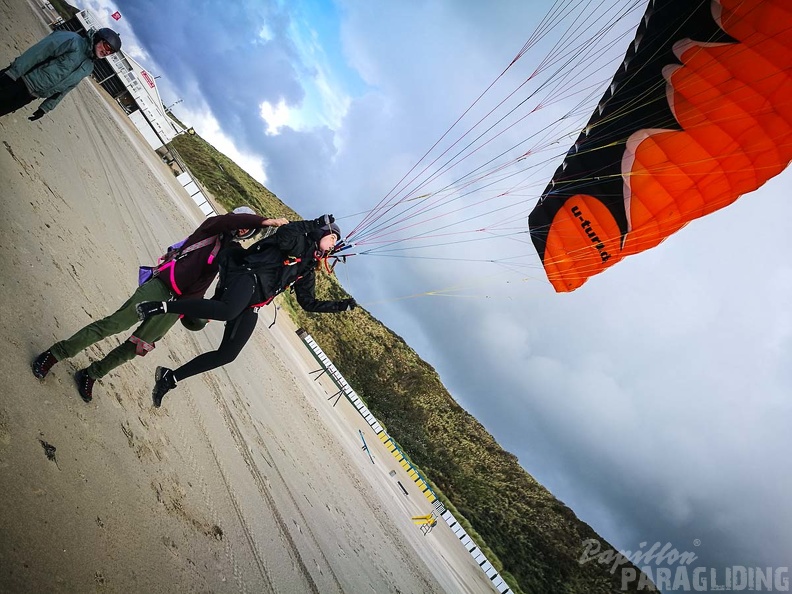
left=50, top=278, right=179, bottom=379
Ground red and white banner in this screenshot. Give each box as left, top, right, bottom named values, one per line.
left=140, top=70, right=156, bottom=89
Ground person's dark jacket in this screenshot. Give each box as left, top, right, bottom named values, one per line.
left=5, top=30, right=96, bottom=113
left=163, top=212, right=271, bottom=300
left=217, top=219, right=349, bottom=313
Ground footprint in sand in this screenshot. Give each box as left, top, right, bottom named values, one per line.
left=0, top=409, right=10, bottom=446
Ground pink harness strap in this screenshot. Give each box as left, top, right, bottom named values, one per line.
left=128, top=335, right=155, bottom=356
left=158, top=235, right=222, bottom=295
left=160, top=260, right=181, bottom=295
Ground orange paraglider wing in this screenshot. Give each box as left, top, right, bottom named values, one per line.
left=529, top=0, right=792, bottom=292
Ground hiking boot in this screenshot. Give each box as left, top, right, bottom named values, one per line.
left=32, top=349, right=58, bottom=379
left=136, top=301, right=166, bottom=321
left=152, top=366, right=177, bottom=407
left=75, top=369, right=95, bottom=403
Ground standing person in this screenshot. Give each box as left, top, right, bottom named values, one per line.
left=1, top=27, right=121, bottom=119
left=32, top=207, right=289, bottom=402
left=135, top=214, right=357, bottom=407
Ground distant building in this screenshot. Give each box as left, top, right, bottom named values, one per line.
left=53, top=9, right=180, bottom=150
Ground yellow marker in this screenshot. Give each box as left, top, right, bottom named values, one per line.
left=411, top=513, right=434, bottom=525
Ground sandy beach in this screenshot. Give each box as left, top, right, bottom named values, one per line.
left=0, top=1, right=499, bottom=592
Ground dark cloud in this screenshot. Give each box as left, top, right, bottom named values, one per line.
left=254, top=126, right=338, bottom=217
left=117, top=0, right=303, bottom=147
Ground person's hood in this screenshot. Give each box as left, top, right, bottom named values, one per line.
left=85, top=29, right=98, bottom=59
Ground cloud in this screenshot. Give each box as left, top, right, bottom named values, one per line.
left=259, top=99, right=293, bottom=136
